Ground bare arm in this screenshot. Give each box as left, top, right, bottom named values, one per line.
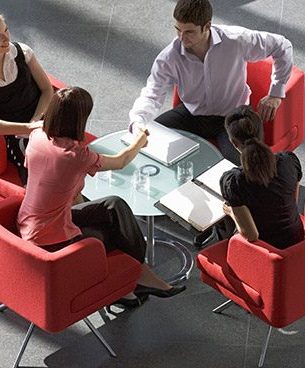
left=99, top=129, right=149, bottom=171
left=223, top=203, right=259, bottom=242
left=27, top=55, right=54, bottom=122
left=0, top=120, right=42, bottom=135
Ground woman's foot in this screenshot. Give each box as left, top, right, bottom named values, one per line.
left=134, top=284, right=186, bottom=298
left=111, top=294, right=149, bottom=309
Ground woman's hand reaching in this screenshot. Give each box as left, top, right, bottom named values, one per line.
left=136, top=127, right=149, bottom=148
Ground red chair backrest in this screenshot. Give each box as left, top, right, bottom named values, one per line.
left=172, top=59, right=305, bottom=151
left=247, top=59, right=305, bottom=148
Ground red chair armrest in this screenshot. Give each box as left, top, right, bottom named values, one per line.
left=0, top=232, right=108, bottom=321
left=0, top=178, right=25, bottom=199
left=172, top=85, right=182, bottom=108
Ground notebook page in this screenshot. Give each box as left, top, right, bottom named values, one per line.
left=159, top=181, right=225, bottom=231
left=196, top=159, right=236, bottom=197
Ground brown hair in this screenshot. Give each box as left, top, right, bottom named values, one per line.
left=174, top=0, right=212, bottom=27
left=225, top=105, right=277, bottom=186
left=43, top=87, right=93, bottom=141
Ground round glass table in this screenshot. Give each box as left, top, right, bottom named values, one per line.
left=82, top=130, right=223, bottom=283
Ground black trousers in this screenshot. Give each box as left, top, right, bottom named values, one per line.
left=43, top=196, right=146, bottom=262
left=71, top=196, right=146, bottom=263
left=155, top=104, right=240, bottom=165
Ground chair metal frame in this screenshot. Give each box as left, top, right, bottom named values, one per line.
left=213, top=299, right=273, bottom=368
left=13, top=316, right=116, bottom=368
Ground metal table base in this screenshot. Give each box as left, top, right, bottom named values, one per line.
left=145, top=216, right=194, bottom=285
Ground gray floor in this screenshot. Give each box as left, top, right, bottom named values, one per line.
left=1, top=0, right=305, bottom=367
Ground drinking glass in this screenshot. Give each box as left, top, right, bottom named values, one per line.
left=98, top=170, right=112, bottom=185
left=133, top=169, right=150, bottom=194
left=176, top=161, right=194, bottom=184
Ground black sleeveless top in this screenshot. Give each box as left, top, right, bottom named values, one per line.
left=0, top=42, right=40, bottom=121
left=1, top=42, right=41, bottom=184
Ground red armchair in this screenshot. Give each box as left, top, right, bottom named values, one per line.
left=0, top=73, right=97, bottom=186
left=172, top=59, right=305, bottom=152
left=0, top=179, right=142, bottom=367
left=197, top=226, right=305, bottom=367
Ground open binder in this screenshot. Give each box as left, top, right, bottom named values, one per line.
left=155, top=159, right=236, bottom=233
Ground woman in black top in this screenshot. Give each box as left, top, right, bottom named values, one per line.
left=220, top=105, right=303, bottom=249
left=0, top=14, right=53, bottom=184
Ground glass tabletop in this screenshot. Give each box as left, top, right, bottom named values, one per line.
left=82, top=130, right=223, bottom=217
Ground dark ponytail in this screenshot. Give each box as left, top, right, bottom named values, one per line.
left=241, top=138, right=277, bottom=186
left=225, top=106, right=277, bottom=186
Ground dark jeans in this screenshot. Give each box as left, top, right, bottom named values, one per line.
left=44, top=196, right=146, bottom=263
left=155, top=104, right=240, bottom=165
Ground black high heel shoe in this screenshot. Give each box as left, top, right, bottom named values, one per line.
left=109, top=294, right=149, bottom=310
left=134, top=284, right=186, bottom=298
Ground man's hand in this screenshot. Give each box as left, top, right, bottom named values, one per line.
left=257, top=96, right=282, bottom=122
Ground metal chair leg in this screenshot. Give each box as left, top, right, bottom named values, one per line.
left=258, top=326, right=272, bottom=367
left=0, top=303, right=7, bottom=312
left=83, top=317, right=117, bottom=358
left=213, top=299, right=233, bottom=313
left=13, top=322, right=35, bottom=368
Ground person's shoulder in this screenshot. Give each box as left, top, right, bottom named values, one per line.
left=276, top=151, right=301, bottom=170
left=156, top=38, right=180, bottom=62
left=213, top=24, right=255, bottom=43
left=220, top=166, right=244, bottom=200
left=30, top=127, right=44, bottom=139
left=17, top=42, right=34, bottom=63
left=276, top=151, right=299, bottom=163
left=28, top=127, right=48, bottom=148
left=220, top=166, right=243, bottom=188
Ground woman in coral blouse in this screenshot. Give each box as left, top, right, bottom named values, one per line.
left=17, top=87, right=185, bottom=308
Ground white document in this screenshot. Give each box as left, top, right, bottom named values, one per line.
left=196, top=159, right=236, bottom=197
left=159, top=181, right=225, bottom=232
left=121, top=121, right=199, bottom=166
